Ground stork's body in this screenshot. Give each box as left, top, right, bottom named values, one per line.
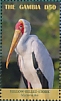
left=16, top=34, right=54, bottom=88
left=6, top=19, right=54, bottom=89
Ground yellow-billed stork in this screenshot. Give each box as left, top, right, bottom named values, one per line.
left=6, top=19, right=54, bottom=89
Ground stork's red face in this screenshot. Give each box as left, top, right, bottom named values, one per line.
left=15, top=21, right=24, bottom=34
left=6, top=20, right=24, bottom=69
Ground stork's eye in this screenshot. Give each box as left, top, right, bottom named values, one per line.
left=20, top=26, right=22, bottom=28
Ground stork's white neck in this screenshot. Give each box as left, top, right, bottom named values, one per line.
left=19, top=20, right=31, bottom=45
left=15, top=19, right=31, bottom=55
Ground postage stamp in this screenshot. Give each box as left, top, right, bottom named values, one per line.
left=0, top=0, right=60, bottom=100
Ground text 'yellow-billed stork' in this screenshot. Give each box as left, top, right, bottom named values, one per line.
left=6, top=19, right=54, bottom=89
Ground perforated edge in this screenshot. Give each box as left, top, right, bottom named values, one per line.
left=0, top=0, right=2, bottom=89
left=1, top=0, right=61, bottom=2
left=1, top=99, right=61, bottom=101
left=0, top=0, right=60, bottom=101
left=0, top=0, right=2, bottom=100
left=59, top=1, right=61, bottom=101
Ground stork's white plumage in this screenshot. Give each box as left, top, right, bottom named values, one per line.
left=6, top=19, right=54, bottom=89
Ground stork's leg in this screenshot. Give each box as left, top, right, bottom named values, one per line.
left=21, top=73, right=32, bottom=89
left=27, top=81, right=31, bottom=89
left=22, top=73, right=32, bottom=89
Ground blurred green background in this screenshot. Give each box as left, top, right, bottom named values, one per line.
left=2, top=2, right=59, bottom=88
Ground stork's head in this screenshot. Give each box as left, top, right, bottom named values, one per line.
left=15, top=19, right=31, bottom=34
left=6, top=19, right=31, bottom=69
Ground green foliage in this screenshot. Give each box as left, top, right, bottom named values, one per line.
left=36, top=9, right=59, bottom=58
left=53, top=69, right=59, bottom=88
